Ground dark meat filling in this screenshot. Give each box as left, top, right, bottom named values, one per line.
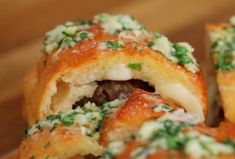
left=72, top=80, right=155, bottom=109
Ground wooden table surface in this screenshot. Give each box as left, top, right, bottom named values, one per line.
left=1, top=0, right=235, bottom=158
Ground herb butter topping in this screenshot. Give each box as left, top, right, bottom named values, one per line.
left=42, top=13, right=199, bottom=73
left=43, top=20, right=93, bottom=53
left=24, top=99, right=123, bottom=138
left=102, top=117, right=235, bottom=159
left=133, top=120, right=234, bottom=159
left=98, top=40, right=124, bottom=50
left=146, top=34, right=199, bottom=73
left=210, top=16, right=235, bottom=71
left=94, top=13, right=199, bottom=73
left=94, top=13, right=144, bottom=34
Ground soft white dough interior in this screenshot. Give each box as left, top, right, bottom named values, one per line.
left=50, top=82, right=98, bottom=113
left=158, top=83, right=204, bottom=121
left=46, top=59, right=204, bottom=122
left=42, top=80, right=57, bottom=117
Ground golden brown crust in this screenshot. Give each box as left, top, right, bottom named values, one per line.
left=20, top=15, right=209, bottom=159
left=99, top=89, right=179, bottom=145
left=23, top=24, right=207, bottom=124
left=196, top=120, right=235, bottom=141
left=100, top=90, right=235, bottom=158
left=18, top=126, right=103, bottom=159
left=20, top=84, right=232, bottom=159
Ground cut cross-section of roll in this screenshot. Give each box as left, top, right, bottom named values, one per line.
left=23, top=13, right=207, bottom=124
left=206, top=16, right=235, bottom=123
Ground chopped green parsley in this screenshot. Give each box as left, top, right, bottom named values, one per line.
left=43, top=21, right=93, bottom=53
left=210, top=18, right=235, bottom=71
left=127, top=63, right=142, bottom=71
left=42, top=13, right=199, bottom=73
left=102, top=118, right=235, bottom=159
left=215, top=51, right=235, bottom=71
left=224, top=138, right=235, bottom=149
left=101, top=151, right=114, bottom=159
left=106, top=41, right=124, bottom=50
left=94, top=13, right=199, bottom=73
left=96, top=99, right=123, bottom=131
left=136, top=119, right=234, bottom=158
left=173, top=43, right=192, bottom=65
left=24, top=100, right=123, bottom=138
left=146, top=34, right=199, bottom=73
left=95, top=13, right=199, bottom=73
left=145, top=40, right=154, bottom=47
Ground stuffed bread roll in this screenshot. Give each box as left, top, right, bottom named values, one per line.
left=206, top=16, right=235, bottom=123
left=23, top=13, right=206, bottom=124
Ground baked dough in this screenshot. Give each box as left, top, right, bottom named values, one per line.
left=23, top=14, right=207, bottom=124
left=18, top=125, right=103, bottom=159
left=99, top=89, right=180, bottom=145
left=19, top=13, right=235, bottom=159
left=18, top=89, right=235, bottom=159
